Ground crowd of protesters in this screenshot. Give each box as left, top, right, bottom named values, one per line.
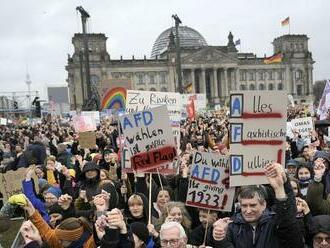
left=0, top=104, right=329, bottom=248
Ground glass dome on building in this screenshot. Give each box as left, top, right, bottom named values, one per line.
left=151, top=26, right=208, bottom=58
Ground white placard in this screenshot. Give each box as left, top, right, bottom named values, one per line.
left=229, top=91, right=287, bottom=187
left=291, top=117, right=313, bottom=138
left=119, top=105, right=176, bottom=172
left=186, top=152, right=235, bottom=212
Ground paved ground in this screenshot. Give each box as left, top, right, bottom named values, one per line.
left=0, top=219, right=24, bottom=248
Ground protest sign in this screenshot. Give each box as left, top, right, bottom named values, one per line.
left=291, top=117, right=313, bottom=138
left=286, top=122, right=294, bottom=139
left=229, top=91, right=287, bottom=187
left=0, top=118, right=7, bottom=125
left=126, top=90, right=181, bottom=120
left=72, top=114, right=96, bottom=132
left=186, top=152, right=235, bottom=211
left=119, top=105, right=176, bottom=172
left=181, top=94, right=207, bottom=112
left=0, top=166, right=39, bottom=201
left=79, top=131, right=96, bottom=149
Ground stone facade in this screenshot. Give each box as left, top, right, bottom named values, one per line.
left=66, top=27, right=314, bottom=109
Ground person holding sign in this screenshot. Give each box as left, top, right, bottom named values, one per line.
left=210, top=162, right=304, bottom=248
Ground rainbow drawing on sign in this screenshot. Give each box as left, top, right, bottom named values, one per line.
left=101, top=87, right=126, bottom=110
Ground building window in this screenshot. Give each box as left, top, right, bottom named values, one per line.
left=249, top=72, right=255, bottom=81
left=240, top=71, right=247, bottom=81
left=160, top=72, right=166, bottom=84
left=239, top=84, right=246, bottom=90
left=138, top=88, right=144, bottom=91
left=297, top=85, right=303, bottom=96
left=149, top=74, right=155, bottom=84
left=268, top=71, right=274, bottom=80
left=138, top=74, right=144, bottom=84
left=249, top=84, right=255, bottom=90
left=161, top=87, right=168, bottom=92
left=278, top=83, right=283, bottom=90
left=259, top=84, right=265, bottom=90
left=268, top=83, right=274, bottom=90
left=295, top=70, right=303, bottom=80
left=259, top=71, right=265, bottom=80
left=277, top=70, right=283, bottom=80
left=150, top=87, right=156, bottom=91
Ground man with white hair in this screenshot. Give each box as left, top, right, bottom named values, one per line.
left=160, top=221, right=187, bottom=248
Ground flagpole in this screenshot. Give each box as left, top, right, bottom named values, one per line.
left=240, top=43, right=242, bottom=53
left=289, top=22, right=291, bottom=35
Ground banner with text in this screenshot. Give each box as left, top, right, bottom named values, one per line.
left=186, top=152, right=235, bottom=211
left=119, top=105, right=177, bottom=172
left=291, top=117, right=314, bottom=139
left=229, top=91, right=287, bottom=186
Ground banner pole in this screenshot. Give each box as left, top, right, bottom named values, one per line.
left=202, top=209, right=211, bottom=246
left=156, top=168, right=170, bottom=215
left=148, top=173, right=152, bottom=225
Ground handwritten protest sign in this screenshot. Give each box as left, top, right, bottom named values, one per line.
left=0, top=118, right=7, bottom=125
left=186, top=152, right=235, bottom=211
left=119, top=105, right=176, bottom=172
left=229, top=91, right=287, bottom=186
left=72, top=115, right=96, bottom=132
left=291, top=117, right=313, bottom=138
left=79, top=131, right=96, bottom=149
left=0, top=166, right=39, bottom=200
left=181, top=94, right=207, bottom=112
left=126, top=90, right=181, bottom=121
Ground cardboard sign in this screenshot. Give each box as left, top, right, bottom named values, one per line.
left=73, top=115, right=96, bottom=132
left=286, top=122, right=294, bottom=139
left=186, top=152, right=235, bottom=211
left=291, top=117, right=313, bottom=138
left=229, top=91, right=287, bottom=187
left=0, top=118, right=7, bottom=125
left=181, top=94, right=207, bottom=112
left=0, top=166, right=39, bottom=201
left=126, top=90, right=181, bottom=120
left=79, top=132, right=96, bottom=149
left=119, top=105, right=176, bottom=172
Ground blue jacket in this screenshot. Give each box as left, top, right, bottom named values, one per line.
left=22, top=179, right=50, bottom=223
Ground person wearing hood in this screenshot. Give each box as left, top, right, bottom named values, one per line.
left=125, top=193, right=149, bottom=225
left=309, top=215, right=330, bottom=248
left=79, top=161, right=101, bottom=201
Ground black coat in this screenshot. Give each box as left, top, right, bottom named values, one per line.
left=209, top=181, right=304, bottom=248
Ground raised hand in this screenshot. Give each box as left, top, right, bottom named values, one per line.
left=314, top=158, right=326, bottom=180
left=25, top=167, right=35, bottom=181
left=265, top=162, right=286, bottom=199
left=94, top=194, right=109, bottom=212
left=147, top=223, right=159, bottom=238
left=296, top=197, right=310, bottom=215
left=106, top=209, right=126, bottom=233
left=20, top=220, right=42, bottom=245
left=22, top=197, right=36, bottom=217
left=58, top=194, right=72, bottom=210
left=95, top=215, right=107, bottom=239
left=212, top=218, right=232, bottom=241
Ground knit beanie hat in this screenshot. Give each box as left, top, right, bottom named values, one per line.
left=130, top=222, right=149, bottom=244
left=38, top=178, right=49, bottom=190
left=46, top=187, right=62, bottom=199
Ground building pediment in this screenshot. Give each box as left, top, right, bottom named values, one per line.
left=182, top=47, right=239, bottom=65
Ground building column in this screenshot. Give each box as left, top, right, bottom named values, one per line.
left=224, top=68, right=228, bottom=97
left=201, top=68, right=206, bottom=94
left=190, top=68, right=195, bottom=93
left=308, top=66, right=313, bottom=96
left=235, top=68, right=240, bottom=91
left=213, top=68, right=218, bottom=99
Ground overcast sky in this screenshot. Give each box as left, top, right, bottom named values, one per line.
left=1, top=0, right=329, bottom=101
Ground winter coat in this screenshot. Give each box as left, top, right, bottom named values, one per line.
left=29, top=210, right=96, bottom=248
left=209, top=181, right=304, bottom=248
left=22, top=179, right=50, bottom=223
left=307, top=180, right=330, bottom=215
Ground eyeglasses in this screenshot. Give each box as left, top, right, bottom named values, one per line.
left=313, top=236, right=330, bottom=244
left=160, top=239, right=180, bottom=246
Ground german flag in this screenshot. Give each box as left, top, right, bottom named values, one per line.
left=281, top=17, right=290, bottom=26
left=264, top=53, right=283, bottom=64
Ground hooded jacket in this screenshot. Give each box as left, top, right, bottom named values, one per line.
left=124, top=193, right=149, bottom=225
left=78, top=162, right=100, bottom=201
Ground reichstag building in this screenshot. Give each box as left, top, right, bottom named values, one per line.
left=66, top=25, right=314, bottom=109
